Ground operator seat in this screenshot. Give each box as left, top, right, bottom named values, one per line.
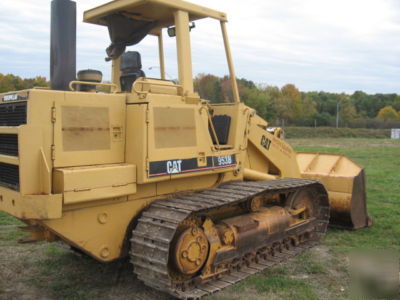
left=120, top=51, right=145, bottom=92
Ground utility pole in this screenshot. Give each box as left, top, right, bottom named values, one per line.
left=336, top=102, right=339, bottom=128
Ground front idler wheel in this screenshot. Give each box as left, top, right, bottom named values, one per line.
left=173, top=225, right=209, bottom=276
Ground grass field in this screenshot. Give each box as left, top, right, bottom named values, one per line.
left=284, top=127, right=391, bottom=139
left=0, top=138, right=399, bottom=300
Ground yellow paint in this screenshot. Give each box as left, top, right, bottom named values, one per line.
left=0, top=186, right=62, bottom=219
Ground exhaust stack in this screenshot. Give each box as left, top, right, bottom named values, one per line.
left=50, top=0, right=76, bottom=91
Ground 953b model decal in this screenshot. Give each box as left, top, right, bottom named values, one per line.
left=149, top=155, right=237, bottom=177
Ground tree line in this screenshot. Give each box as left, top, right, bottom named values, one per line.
left=1, top=73, right=399, bottom=128
left=194, top=74, right=400, bottom=129
left=0, top=73, right=48, bottom=92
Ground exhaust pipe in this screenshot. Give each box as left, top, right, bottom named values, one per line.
left=50, top=0, right=76, bottom=91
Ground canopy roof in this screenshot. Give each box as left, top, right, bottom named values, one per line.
left=84, top=0, right=228, bottom=30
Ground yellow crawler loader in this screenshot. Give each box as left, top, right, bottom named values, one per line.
left=0, top=0, right=371, bottom=298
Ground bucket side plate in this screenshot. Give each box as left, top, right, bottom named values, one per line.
left=297, top=152, right=372, bottom=229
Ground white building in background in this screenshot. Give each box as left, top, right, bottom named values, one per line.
left=391, top=129, right=400, bottom=139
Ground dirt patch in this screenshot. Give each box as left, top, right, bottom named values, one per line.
left=0, top=241, right=174, bottom=300
left=0, top=245, right=47, bottom=300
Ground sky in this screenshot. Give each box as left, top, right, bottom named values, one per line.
left=0, top=0, right=399, bottom=94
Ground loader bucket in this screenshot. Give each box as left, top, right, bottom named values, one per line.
left=297, top=152, right=372, bottom=229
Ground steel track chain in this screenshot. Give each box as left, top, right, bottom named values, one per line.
left=130, top=178, right=330, bottom=299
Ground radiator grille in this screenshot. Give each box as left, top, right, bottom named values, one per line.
left=0, top=163, right=19, bottom=190
left=0, top=102, right=27, bottom=126
left=0, top=134, right=18, bottom=156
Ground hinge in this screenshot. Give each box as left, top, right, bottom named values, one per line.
left=51, top=106, right=56, bottom=123
left=51, top=145, right=56, bottom=161
left=146, top=158, right=149, bottom=172
left=145, top=109, right=150, bottom=124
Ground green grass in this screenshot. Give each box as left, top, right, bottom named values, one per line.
left=284, top=127, right=390, bottom=139
left=248, top=268, right=318, bottom=299
left=30, top=245, right=104, bottom=300
left=0, top=212, right=26, bottom=246
left=0, top=211, right=23, bottom=225
left=27, top=244, right=139, bottom=300
left=0, top=226, right=26, bottom=246
left=0, top=138, right=399, bottom=300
